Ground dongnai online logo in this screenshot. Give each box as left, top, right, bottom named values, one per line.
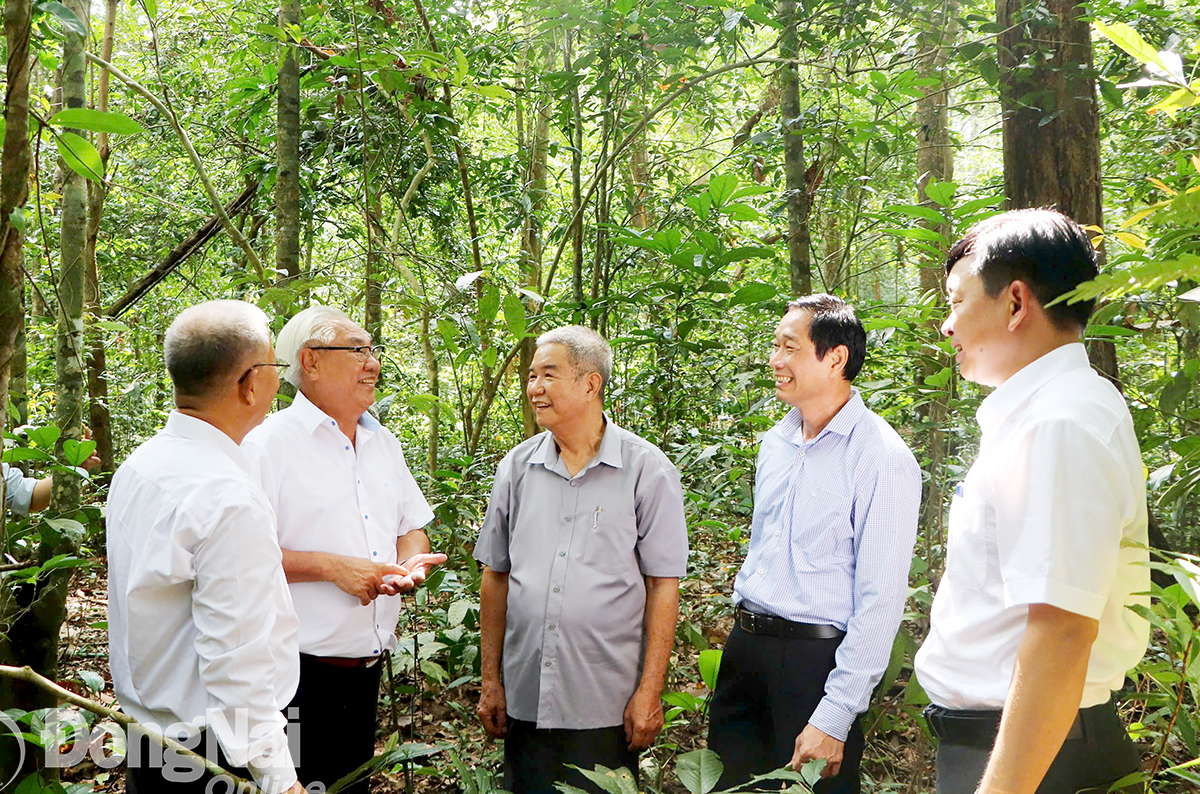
left=0, top=708, right=311, bottom=793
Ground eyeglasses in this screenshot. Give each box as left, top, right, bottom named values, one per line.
left=307, top=344, right=385, bottom=362
left=238, top=361, right=289, bottom=384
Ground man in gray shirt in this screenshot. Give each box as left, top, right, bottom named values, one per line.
left=474, top=325, right=689, bottom=794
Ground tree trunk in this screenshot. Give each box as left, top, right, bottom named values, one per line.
left=565, top=30, right=585, bottom=322
left=997, top=0, right=1116, bottom=381
left=52, top=0, right=88, bottom=513
left=84, top=0, right=118, bottom=473
left=275, top=0, right=302, bottom=285
left=779, top=0, right=811, bottom=297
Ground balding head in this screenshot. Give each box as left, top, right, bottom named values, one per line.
left=164, top=300, right=273, bottom=402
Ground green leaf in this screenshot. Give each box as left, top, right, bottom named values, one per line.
left=78, top=671, right=104, bottom=693
left=26, top=425, right=60, bottom=449
left=1150, top=87, right=1200, bottom=120
left=698, top=648, right=722, bottom=689
left=890, top=203, right=947, bottom=224
left=141, top=0, right=157, bottom=18
left=1160, top=371, right=1193, bottom=415
left=472, top=84, right=510, bottom=100
left=1093, top=21, right=1167, bottom=72
left=58, top=132, right=104, bottom=181
left=573, top=765, right=637, bottom=794
left=479, top=281, right=500, bottom=323
left=924, top=366, right=952, bottom=388
left=50, top=107, right=145, bottom=135
left=677, top=749, right=723, bottom=794
left=4, top=447, right=53, bottom=463
left=800, top=758, right=827, bottom=787
left=39, top=1, right=87, bottom=37
left=730, top=281, right=777, bottom=305
left=723, top=202, right=761, bottom=221
left=63, top=439, right=96, bottom=467
left=446, top=600, right=472, bottom=627
left=95, top=319, right=130, bottom=332
left=453, top=47, right=468, bottom=84
left=502, top=294, right=527, bottom=340
left=0, top=116, right=6, bottom=143
left=707, top=173, right=738, bottom=208
left=9, top=207, right=26, bottom=233
left=923, top=180, right=957, bottom=207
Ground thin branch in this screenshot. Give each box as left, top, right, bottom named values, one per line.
left=83, top=52, right=264, bottom=273
left=0, top=664, right=261, bottom=794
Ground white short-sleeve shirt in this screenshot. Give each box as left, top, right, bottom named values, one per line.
left=243, top=392, right=435, bottom=658
left=915, top=343, right=1150, bottom=709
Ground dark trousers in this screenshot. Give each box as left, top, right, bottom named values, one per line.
left=126, top=727, right=251, bottom=794
left=288, top=655, right=384, bottom=794
left=932, top=699, right=1141, bottom=794
left=503, top=717, right=638, bottom=794
left=707, top=624, right=864, bottom=794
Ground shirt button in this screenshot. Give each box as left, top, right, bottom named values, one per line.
left=800, top=450, right=806, bottom=457
left=364, top=514, right=369, bottom=519
left=373, top=551, right=378, bottom=556
left=756, top=567, right=765, bottom=575
left=558, top=551, right=566, bottom=557
left=774, top=531, right=780, bottom=538
left=564, top=516, right=572, bottom=522
left=544, top=661, right=552, bottom=667
left=570, top=481, right=577, bottom=487
left=344, top=445, right=350, bottom=451
left=553, top=586, right=560, bottom=593
left=548, top=624, right=556, bottom=630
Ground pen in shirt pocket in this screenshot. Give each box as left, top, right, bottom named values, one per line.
left=593, top=506, right=602, bottom=528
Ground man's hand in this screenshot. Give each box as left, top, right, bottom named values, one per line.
left=80, top=426, right=102, bottom=473
left=378, top=552, right=449, bottom=595
left=790, top=724, right=844, bottom=778
left=331, top=556, right=407, bottom=605
left=477, top=679, right=507, bottom=738
left=623, top=686, right=664, bottom=751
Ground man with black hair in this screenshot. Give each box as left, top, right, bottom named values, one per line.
left=914, top=209, right=1150, bottom=794
left=708, top=294, right=921, bottom=793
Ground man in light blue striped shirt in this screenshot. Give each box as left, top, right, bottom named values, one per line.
left=708, top=294, right=921, bottom=793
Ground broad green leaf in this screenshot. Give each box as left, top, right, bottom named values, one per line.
left=503, top=293, right=527, bottom=340
left=723, top=202, right=761, bottom=221
left=1150, top=87, right=1200, bottom=120
left=26, top=425, right=60, bottom=449
left=472, top=84, right=510, bottom=100
left=800, top=758, right=827, bottom=787
left=63, top=439, right=96, bottom=467
left=142, top=0, right=157, bottom=18
left=730, top=281, right=777, bottom=305
left=677, top=749, right=723, bottom=794
left=890, top=204, right=947, bottom=224
left=574, top=765, right=637, bottom=794
left=1093, top=22, right=1166, bottom=72
left=707, top=173, right=738, bottom=208
left=39, top=1, right=87, bottom=37
left=446, top=600, right=472, bottom=627
left=9, top=207, right=26, bottom=233
left=0, top=117, right=6, bottom=142
left=453, top=48, right=468, bottom=84
left=58, top=132, right=104, bottom=181
left=95, top=319, right=130, bottom=332
left=698, top=648, right=722, bottom=689
left=51, top=107, right=145, bottom=135
left=923, top=180, right=957, bottom=207
left=3, top=447, right=52, bottom=463
left=78, top=671, right=104, bottom=692
left=924, top=366, right=952, bottom=388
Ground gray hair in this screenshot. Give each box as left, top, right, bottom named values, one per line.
left=164, top=300, right=271, bottom=398
left=536, top=325, right=613, bottom=395
left=276, top=305, right=357, bottom=387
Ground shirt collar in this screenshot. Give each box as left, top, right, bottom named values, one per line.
left=777, top=388, right=865, bottom=446
left=529, top=413, right=625, bottom=477
left=290, top=389, right=381, bottom=438
left=164, top=410, right=250, bottom=473
left=977, top=342, right=1089, bottom=434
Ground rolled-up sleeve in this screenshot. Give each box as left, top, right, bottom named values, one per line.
left=3, top=462, right=37, bottom=516
left=474, top=454, right=514, bottom=572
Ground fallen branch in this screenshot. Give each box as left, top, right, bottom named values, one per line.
left=0, top=664, right=260, bottom=794
left=105, top=181, right=259, bottom=318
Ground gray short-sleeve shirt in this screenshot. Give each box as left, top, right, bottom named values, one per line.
left=473, top=417, right=689, bottom=729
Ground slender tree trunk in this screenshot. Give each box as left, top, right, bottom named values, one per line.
left=275, top=0, right=302, bottom=287
left=997, top=0, right=1116, bottom=381
left=821, top=210, right=842, bottom=291
left=779, top=0, right=811, bottom=296
left=52, top=0, right=88, bottom=513
left=84, top=0, right=118, bottom=473
left=566, top=30, right=585, bottom=321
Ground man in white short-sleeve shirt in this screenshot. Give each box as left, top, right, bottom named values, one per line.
left=243, top=305, right=446, bottom=794
left=108, top=300, right=302, bottom=794
left=914, top=209, right=1150, bottom=794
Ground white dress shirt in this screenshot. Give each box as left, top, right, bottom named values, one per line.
left=243, top=391, right=435, bottom=658
left=915, top=343, right=1150, bottom=709
left=107, top=412, right=300, bottom=794
left=3, top=462, right=36, bottom=515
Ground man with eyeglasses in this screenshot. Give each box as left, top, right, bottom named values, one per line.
left=108, top=300, right=303, bottom=794
left=242, top=304, right=445, bottom=794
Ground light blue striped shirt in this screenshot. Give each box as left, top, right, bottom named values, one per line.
left=733, top=390, right=921, bottom=741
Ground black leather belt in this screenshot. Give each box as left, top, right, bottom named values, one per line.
left=301, top=652, right=381, bottom=669
left=736, top=606, right=845, bottom=640
left=924, top=704, right=1085, bottom=748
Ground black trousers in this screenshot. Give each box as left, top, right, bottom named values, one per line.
left=503, top=717, right=638, bottom=794
left=288, top=655, right=384, bottom=794
left=933, top=700, right=1141, bottom=794
left=125, top=727, right=252, bottom=794
left=707, top=624, right=864, bottom=794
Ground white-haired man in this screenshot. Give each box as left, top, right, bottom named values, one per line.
left=108, top=300, right=302, bottom=794
left=242, top=305, right=445, bottom=794
left=474, top=325, right=689, bottom=794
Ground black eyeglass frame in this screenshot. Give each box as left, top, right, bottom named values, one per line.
left=306, top=344, right=386, bottom=361
left=238, top=361, right=290, bottom=384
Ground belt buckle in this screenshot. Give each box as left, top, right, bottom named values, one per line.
left=741, top=609, right=762, bottom=634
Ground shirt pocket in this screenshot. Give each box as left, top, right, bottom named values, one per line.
left=582, top=509, right=639, bottom=576
left=792, top=486, right=853, bottom=564
left=945, top=488, right=991, bottom=591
